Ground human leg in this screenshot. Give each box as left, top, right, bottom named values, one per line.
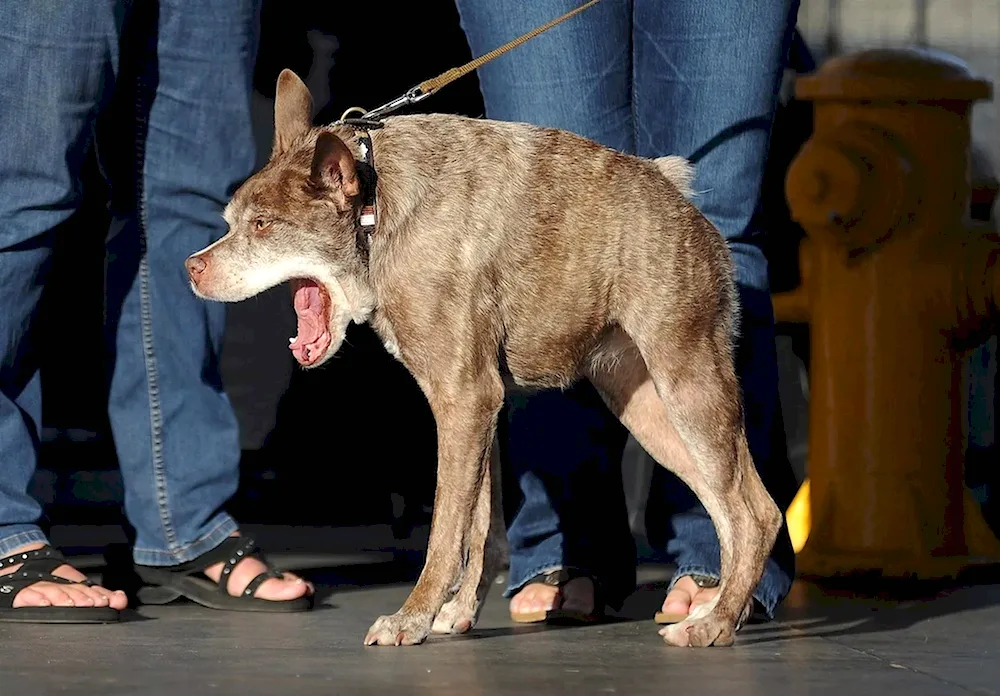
left=0, top=0, right=129, bottom=619
left=630, top=0, right=800, bottom=619
left=104, top=0, right=308, bottom=603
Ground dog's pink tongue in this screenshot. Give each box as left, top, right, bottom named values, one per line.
left=291, top=279, right=324, bottom=362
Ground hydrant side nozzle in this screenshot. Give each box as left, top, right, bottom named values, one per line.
left=771, top=286, right=810, bottom=325
left=771, top=236, right=813, bottom=325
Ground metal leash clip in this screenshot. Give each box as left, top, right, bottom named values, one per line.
left=362, top=86, right=433, bottom=122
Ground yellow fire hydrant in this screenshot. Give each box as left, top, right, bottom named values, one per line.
left=774, top=47, right=1000, bottom=579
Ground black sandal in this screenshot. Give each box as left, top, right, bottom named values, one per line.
left=133, top=536, right=313, bottom=613
left=0, top=546, right=120, bottom=624
left=509, top=567, right=605, bottom=624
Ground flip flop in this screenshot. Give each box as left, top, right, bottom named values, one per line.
left=509, top=567, right=605, bottom=624
left=134, top=536, right=313, bottom=613
left=654, top=574, right=753, bottom=630
left=0, top=546, right=121, bottom=624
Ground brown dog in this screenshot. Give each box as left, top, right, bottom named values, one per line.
left=185, top=69, right=783, bottom=648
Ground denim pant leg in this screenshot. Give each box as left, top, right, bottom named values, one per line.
left=632, top=0, right=800, bottom=616
left=502, top=386, right=635, bottom=604
left=456, top=0, right=637, bottom=605
left=104, top=0, right=261, bottom=565
left=0, top=1, right=123, bottom=557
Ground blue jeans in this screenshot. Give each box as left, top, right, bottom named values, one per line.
left=0, top=0, right=260, bottom=565
left=456, top=0, right=799, bottom=615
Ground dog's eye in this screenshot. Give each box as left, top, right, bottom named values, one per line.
left=254, top=218, right=269, bottom=233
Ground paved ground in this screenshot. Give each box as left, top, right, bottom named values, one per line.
left=2, top=526, right=998, bottom=696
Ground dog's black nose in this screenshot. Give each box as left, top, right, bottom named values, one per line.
left=185, top=256, right=207, bottom=277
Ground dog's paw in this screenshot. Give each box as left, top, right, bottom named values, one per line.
left=364, top=611, right=432, bottom=647
left=659, top=615, right=735, bottom=648
left=431, top=595, right=479, bottom=635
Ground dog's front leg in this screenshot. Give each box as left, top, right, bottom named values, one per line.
left=364, top=373, right=504, bottom=647
left=432, top=435, right=507, bottom=634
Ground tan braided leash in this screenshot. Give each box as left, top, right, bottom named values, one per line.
left=419, top=0, right=603, bottom=95
left=345, top=0, right=604, bottom=122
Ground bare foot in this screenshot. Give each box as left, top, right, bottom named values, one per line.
left=0, top=543, right=128, bottom=610
left=509, top=575, right=594, bottom=617
left=202, top=533, right=314, bottom=602
left=659, top=575, right=717, bottom=619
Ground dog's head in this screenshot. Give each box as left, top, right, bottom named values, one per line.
left=186, top=69, right=371, bottom=368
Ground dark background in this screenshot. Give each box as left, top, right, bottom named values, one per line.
left=29, top=0, right=996, bottom=538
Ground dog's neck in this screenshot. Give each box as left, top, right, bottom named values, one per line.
left=336, top=117, right=447, bottom=339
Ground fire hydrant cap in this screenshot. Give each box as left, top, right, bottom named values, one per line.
left=795, top=47, right=992, bottom=102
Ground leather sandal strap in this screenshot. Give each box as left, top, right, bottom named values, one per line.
left=211, top=537, right=283, bottom=598
left=215, top=537, right=259, bottom=593
left=0, top=546, right=67, bottom=574
left=684, top=574, right=720, bottom=589
left=525, top=566, right=593, bottom=588
left=523, top=566, right=604, bottom=609
left=0, top=547, right=91, bottom=610
left=239, top=568, right=285, bottom=599
left=165, top=536, right=249, bottom=577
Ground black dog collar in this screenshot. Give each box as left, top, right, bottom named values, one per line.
left=335, top=117, right=384, bottom=259
left=355, top=129, right=377, bottom=238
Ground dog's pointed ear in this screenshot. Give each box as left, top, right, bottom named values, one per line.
left=310, top=131, right=360, bottom=199
left=272, top=69, right=313, bottom=158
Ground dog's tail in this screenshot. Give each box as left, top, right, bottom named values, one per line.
left=652, top=155, right=696, bottom=199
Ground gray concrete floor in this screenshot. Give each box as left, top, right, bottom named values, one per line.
left=2, top=528, right=999, bottom=696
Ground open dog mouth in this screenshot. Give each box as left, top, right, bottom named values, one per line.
left=289, top=278, right=332, bottom=367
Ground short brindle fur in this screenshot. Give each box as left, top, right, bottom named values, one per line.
left=185, top=69, right=783, bottom=648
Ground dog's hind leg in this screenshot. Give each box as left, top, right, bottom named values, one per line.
left=432, top=434, right=507, bottom=635
left=584, top=328, right=782, bottom=647
left=364, top=367, right=504, bottom=647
